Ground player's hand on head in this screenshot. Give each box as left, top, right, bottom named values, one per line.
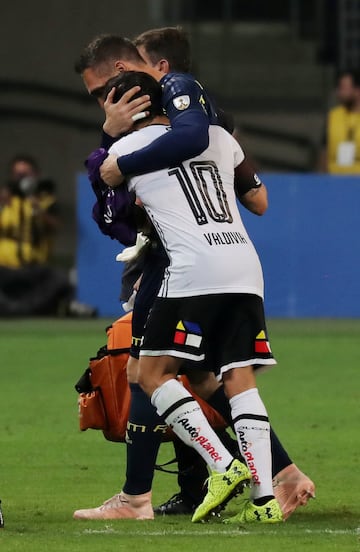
left=99, top=154, right=124, bottom=187
left=103, top=86, right=151, bottom=137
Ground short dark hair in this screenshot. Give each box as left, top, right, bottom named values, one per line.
left=8, top=154, right=39, bottom=174
left=104, top=71, right=163, bottom=120
left=134, top=26, right=191, bottom=73
left=74, top=34, right=144, bottom=74
left=337, top=69, right=360, bottom=88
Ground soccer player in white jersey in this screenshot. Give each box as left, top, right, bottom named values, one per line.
left=74, top=30, right=314, bottom=523
left=105, top=71, right=284, bottom=524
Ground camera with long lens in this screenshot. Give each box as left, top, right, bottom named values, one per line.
left=9, top=177, right=55, bottom=198
left=18, top=176, right=38, bottom=196
left=8, top=176, right=38, bottom=197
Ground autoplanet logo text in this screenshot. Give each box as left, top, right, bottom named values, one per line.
left=178, top=418, right=222, bottom=462
left=238, top=430, right=260, bottom=484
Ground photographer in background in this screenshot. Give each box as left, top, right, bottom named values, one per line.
left=0, top=154, right=96, bottom=317
left=1, top=154, right=60, bottom=267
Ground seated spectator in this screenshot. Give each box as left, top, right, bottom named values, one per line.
left=0, top=154, right=96, bottom=317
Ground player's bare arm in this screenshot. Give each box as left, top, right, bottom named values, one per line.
left=240, top=185, right=268, bottom=216
left=100, top=154, right=124, bottom=186
left=234, top=158, right=268, bottom=215
left=103, top=86, right=151, bottom=137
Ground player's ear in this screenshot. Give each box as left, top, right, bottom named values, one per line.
left=157, top=59, right=170, bottom=75
left=114, top=60, right=127, bottom=73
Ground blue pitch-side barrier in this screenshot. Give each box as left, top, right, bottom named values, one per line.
left=77, top=173, right=360, bottom=318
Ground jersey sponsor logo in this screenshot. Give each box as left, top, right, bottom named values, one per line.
left=173, top=95, right=190, bottom=110
left=173, top=320, right=202, bottom=348
left=204, top=231, right=247, bottom=246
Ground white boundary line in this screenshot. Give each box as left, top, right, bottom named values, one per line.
left=80, top=527, right=360, bottom=536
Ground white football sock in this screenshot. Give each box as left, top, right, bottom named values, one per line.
left=152, top=379, right=233, bottom=472
left=230, top=388, right=273, bottom=499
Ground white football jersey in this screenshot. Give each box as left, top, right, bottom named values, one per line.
left=109, top=124, right=264, bottom=299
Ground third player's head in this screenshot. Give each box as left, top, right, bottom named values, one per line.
left=134, top=26, right=191, bottom=74
left=103, top=71, right=165, bottom=125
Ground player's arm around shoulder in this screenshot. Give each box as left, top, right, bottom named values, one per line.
left=234, top=158, right=268, bottom=216
left=161, top=72, right=210, bottom=135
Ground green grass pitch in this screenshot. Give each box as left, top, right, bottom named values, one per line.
left=0, top=318, right=359, bottom=551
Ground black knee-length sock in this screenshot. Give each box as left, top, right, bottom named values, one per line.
left=123, top=384, right=166, bottom=495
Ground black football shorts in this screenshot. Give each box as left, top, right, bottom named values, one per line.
left=141, top=293, right=276, bottom=380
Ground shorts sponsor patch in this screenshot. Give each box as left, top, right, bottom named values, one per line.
left=174, top=320, right=202, bottom=348
left=254, top=330, right=272, bottom=354
left=173, top=95, right=190, bottom=110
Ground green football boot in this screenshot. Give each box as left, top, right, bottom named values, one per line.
left=224, top=498, right=283, bottom=524
left=192, top=459, right=251, bottom=523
